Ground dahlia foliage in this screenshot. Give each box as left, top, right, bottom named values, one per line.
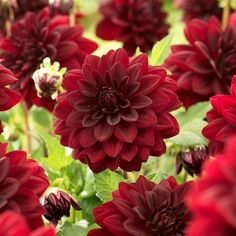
left=1, top=0, right=236, bottom=235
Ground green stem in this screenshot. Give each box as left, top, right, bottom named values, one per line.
left=22, top=103, right=32, bottom=154
left=222, top=0, right=231, bottom=30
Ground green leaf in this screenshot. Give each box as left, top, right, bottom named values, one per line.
left=59, top=222, right=97, bottom=236
left=150, top=33, right=174, bottom=65
left=38, top=129, right=72, bottom=173
left=169, top=102, right=211, bottom=147
left=94, top=170, right=124, bottom=202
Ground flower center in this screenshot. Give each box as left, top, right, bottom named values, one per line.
left=97, top=87, right=119, bottom=113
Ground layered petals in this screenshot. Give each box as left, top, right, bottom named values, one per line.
left=0, top=143, right=49, bottom=229
left=0, top=8, right=98, bottom=111
left=0, top=211, right=55, bottom=236
left=187, top=137, right=236, bottom=236
left=165, top=17, right=236, bottom=107
left=89, top=176, right=193, bottom=236
left=53, top=48, right=181, bottom=173
left=96, top=0, right=169, bottom=55
left=202, top=76, right=236, bottom=155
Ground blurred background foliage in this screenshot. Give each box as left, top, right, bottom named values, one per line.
left=0, top=0, right=210, bottom=234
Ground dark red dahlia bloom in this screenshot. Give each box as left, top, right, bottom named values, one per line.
left=202, top=76, right=236, bottom=155
left=44, top=190, right=81, bottom=225
left=0, top=211, right=55, bottom=236
left=54, top=48, right=181, bottom=173
left=14, top=0, right=74, bottom=17
left=187, top=137, right=236, bottom=236
left=88, top=176, right=193, bottom=236
left=0, top=8, right=98, bottom=111
left=165, top=17, right=236, bottom=108
left=96, top=0, right=169, bottom=56
left=0, top=62, right=21, bottom=132
left=0, top=143, right=49, bottom=229
left=0, top=63, right=21, bottom=111
left=176, top=146, right=209, bottom=176
left=174, top=0, right=222, bottom=22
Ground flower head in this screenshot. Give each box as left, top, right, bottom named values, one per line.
left=96, top=0, right=169, bottom=56
left=0, top=211, right=55, bottom=236
left=32, top=57, right=66, bottom=100
left=0, top=142, right=49, bottom=229
left=44, top=189, right=81, bottom=225
left=89, top=176, right=193, bottom=236
left=176, top=146, right=209, bottom=176
left=174, top=0, right=222, bottom=22
left=0, top=8, right=98, bottom=111
left=187, top=137, right=236, bottom=236
left=202, top=75, right=236, bottom=155
left=165, top=17, right=236, bottom=107
left=54, top=48, right=181, bottom=173
left=0, top=62, right=21, bottom=132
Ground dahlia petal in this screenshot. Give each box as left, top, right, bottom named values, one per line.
left=124, top=218, right=150, bottom=235
left=84, top=55, right=100, bottom=71
left=192, top=76, right=213, bottom=95
left=103, top=214, right=127, bottom=234
left=87, top=146, right=106, bottom=164
left=0, top=73, right=17, bottom=87
left=103, top=137, right=123, bottom=157
left=98, top=55, right=112, bottom=76
left=63, top=70, right=81, bottom=91
left=68, top=128, right=83, bottom=148
left=87, top=229, right=108, bottom=236
left=0, top=212, right=30, bottom=236
left=108, top=48, right=129, bottom=68
left=135, top=128, right=155, bottom=146
left=111, top=62, right=126, bottom=82
left=78, top=128, right=97, bottom=148
left=56, top=40, right=79, bottom=59
left=82, top=113, right=99, bottom=127
left=0, top=177, right=20, bottom=199
left=114, top=122, right=137, bottom=143
left=0, top=88, right=21, bottom=111
left=31, top=227, right=56, bottom=236
left=94, top=122, right=114, bottom=142
left=14, top=189, right=41, bottom=212
left=0, top=197, right=7, bottom=208
left=78, top=37, right=98, bottom=54
left=137, top=109, right=157, bottom=127
left=8, top=166, right=32, bottom=184
left=131, top=95, right=152, bottom=109
left=107, top=114, right=121, bottom=126
left=96, top=19, right=122, bottom=40
left=126, top=64, right=142, bottom=83
left=0, top=157, right=9, bottom=182
left=136, top=74, right=162, bottom=96
left=130, top=54, right=148, bottom=73
left=119, top=144, right=138, bottom=161
left=120, top=108, right=138, bottom=122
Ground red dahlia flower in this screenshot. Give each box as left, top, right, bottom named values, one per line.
left=202, top=76, right=236, bottom=155
left=14, top=0, right=74, bottom=17
left=0, top=8, right=98, bottom=111
left=53, top=48, right=181, bottom=173
left=0, top=211, right=55, bottom=236
left=165, top=17, right=236, bottom=108
left=0, top=143, right=49, bottom=229
left=187, top=137, right=236, bottom=236
left=89, top=176, right=193, bottom=236
left=96, top=0, right=169, bottom=56
left=174, top=0, right=222, bottom=22
left=0, top=63, right=21, bottom=132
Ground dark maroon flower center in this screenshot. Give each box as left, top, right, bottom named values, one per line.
left=97, top=87, right=118, bottom=109
left=96, top=86, right=129, bottom=114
